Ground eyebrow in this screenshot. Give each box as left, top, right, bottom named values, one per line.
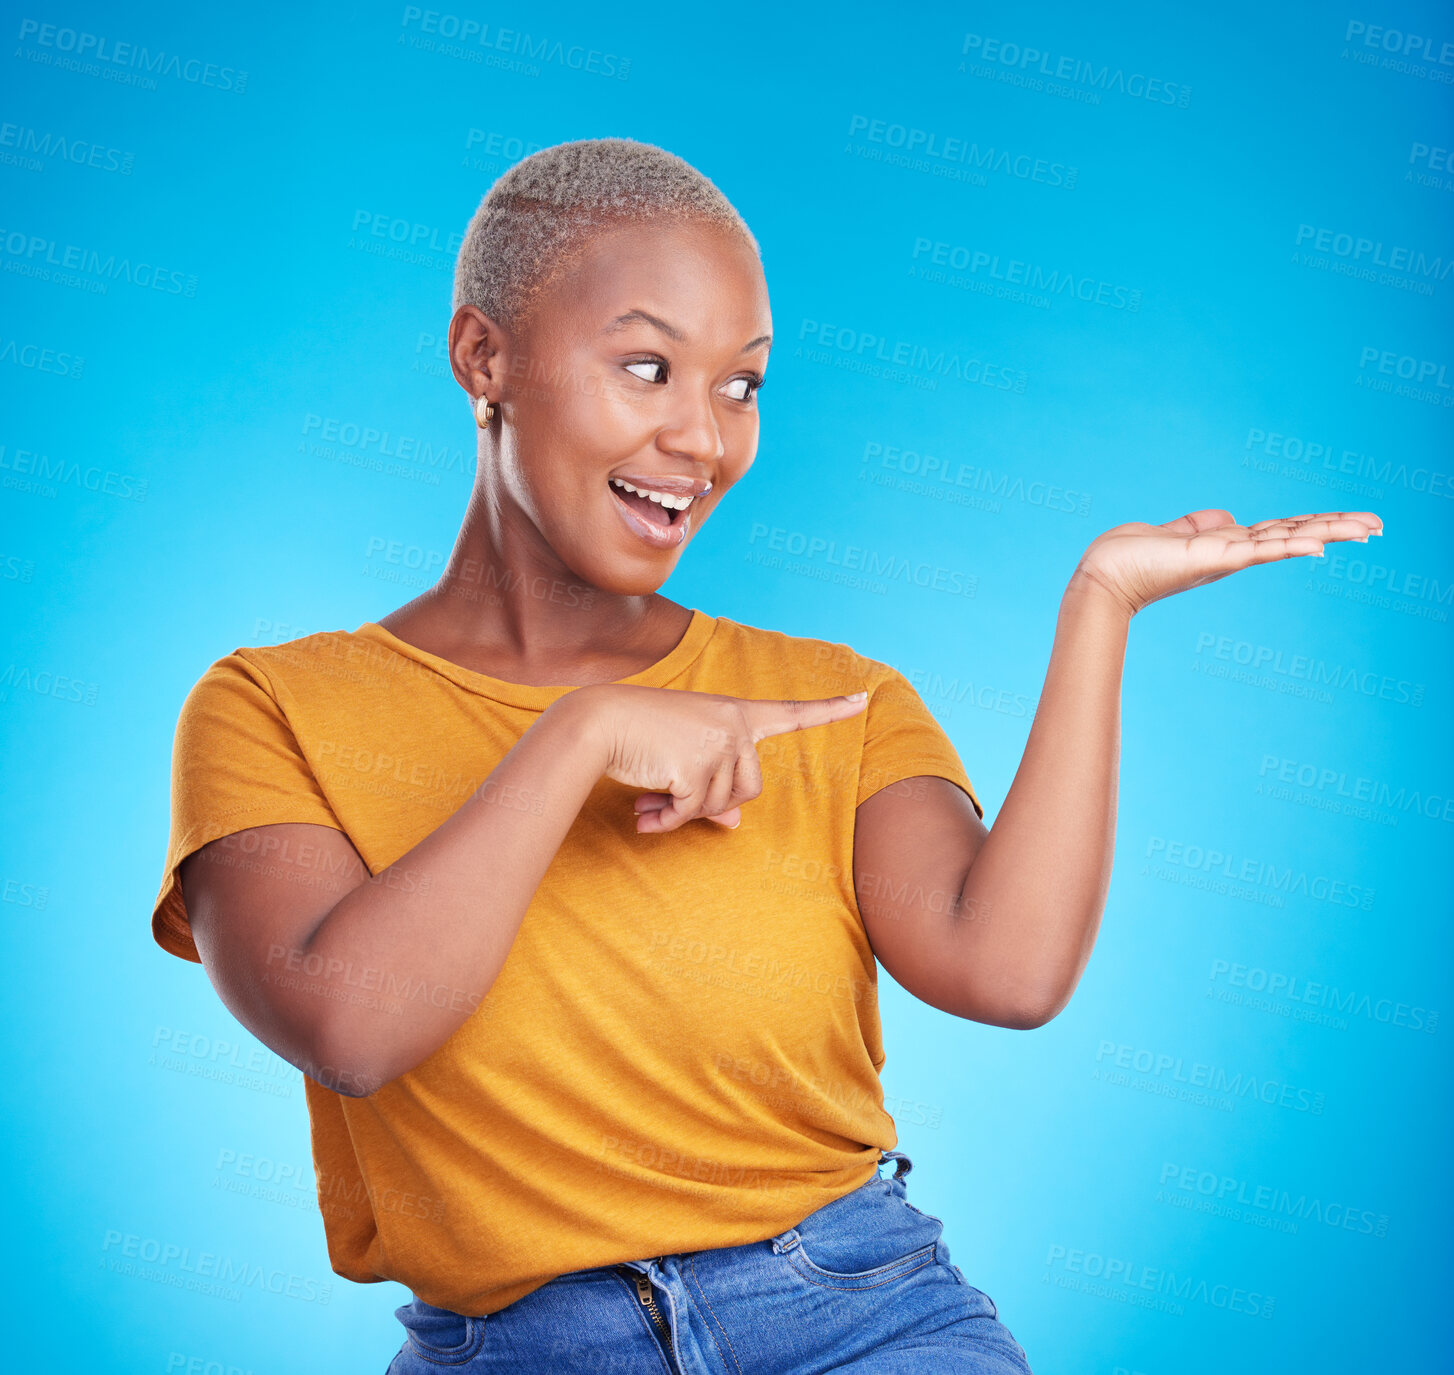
left=603, top=309, right=771, bottom=355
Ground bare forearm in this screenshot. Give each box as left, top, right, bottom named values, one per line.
left=301, top=690, right=605, bottom=1092
left=958, top=568, right=1131, bottom=1021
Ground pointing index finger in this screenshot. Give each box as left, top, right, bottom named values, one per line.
left=740, top=692, right=869, bottom=743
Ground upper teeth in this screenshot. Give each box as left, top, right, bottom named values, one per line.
left=611, top=478, right=694, bottom=510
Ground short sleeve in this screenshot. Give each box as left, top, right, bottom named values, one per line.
left=856, top=666, right=985, bottom=818
left=151, top=651, right=346, bottom=964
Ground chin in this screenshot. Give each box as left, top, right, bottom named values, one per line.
left=585, top=561, right=679, bottom=599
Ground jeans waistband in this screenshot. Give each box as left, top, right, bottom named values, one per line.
left=614, top=1150, right=913, bottom=1278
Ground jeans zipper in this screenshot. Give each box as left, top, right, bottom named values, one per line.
left=632, top=1271, right=670, bottom=1340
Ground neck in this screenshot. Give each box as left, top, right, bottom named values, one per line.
left=398, top=480, right=678, bottom=668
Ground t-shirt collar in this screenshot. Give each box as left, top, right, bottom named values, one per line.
left=351, top=608, right=718, bottom=711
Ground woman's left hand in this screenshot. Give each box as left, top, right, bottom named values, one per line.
left=1073, top=508, right=1385, bottom=618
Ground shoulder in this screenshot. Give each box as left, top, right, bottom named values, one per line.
left=176, top=627, right=384, bottom=717
left=236, top=627, right=387, bottom=682
left=705, top=615, right=897, bottom=697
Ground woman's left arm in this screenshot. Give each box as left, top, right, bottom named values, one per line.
left=854, top=507, right=1383, bottom=1029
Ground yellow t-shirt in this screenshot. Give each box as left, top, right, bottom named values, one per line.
left=151, top=609, right=983, bottom=1316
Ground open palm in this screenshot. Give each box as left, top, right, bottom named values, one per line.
left=1075, top=508, right=1384, bottom=617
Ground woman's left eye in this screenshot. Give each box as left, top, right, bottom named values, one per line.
left=622, top=360, right=763, bottom=402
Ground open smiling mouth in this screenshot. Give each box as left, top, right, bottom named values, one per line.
left=606, top=475, right=711, bottom=548
left=608, top=477, right=688, bottom=528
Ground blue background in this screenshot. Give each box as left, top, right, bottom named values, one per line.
left=3, top=1, right=1450, bottom=1370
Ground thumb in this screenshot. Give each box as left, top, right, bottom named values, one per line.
left=706, top=806, right=742, bottom=830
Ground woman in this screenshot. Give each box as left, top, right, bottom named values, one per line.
left=151, top=137, right=1381, bottom=1373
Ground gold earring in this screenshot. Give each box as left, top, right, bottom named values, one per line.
left=474, top=395, right=497, bottom=427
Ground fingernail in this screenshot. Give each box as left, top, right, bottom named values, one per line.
left=847, top=690, right=867, bottom=701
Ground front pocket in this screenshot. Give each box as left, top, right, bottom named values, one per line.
left=396, top=1298, right=485, bottom=1366
left=778, top=1181, right=947, bottom=1292
left=786, top=1237, right=938, bottom=1291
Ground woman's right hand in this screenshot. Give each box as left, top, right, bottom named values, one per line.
left=558, top=683, right=869, bottom=834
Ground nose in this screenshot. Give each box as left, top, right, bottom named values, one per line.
left=656, top=384, right=727, bottom=467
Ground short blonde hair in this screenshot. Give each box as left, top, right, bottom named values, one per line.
left=452, top=136, right=760, bottom=335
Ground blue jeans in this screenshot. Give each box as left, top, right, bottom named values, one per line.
left=384, top=1151, right=1033, bottom=1373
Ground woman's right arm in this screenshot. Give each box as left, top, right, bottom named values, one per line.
left=182, top=690, right=609, bottom=1098
left=181, top=681, right=867, bottom=1098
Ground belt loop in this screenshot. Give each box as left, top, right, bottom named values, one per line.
left=770, top=1226, right=800, bottom=1255
left=878, top=1149, right=913, bottom=1181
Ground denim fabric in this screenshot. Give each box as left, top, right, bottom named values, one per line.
left=384, top=1151, right=1033, bottom=1373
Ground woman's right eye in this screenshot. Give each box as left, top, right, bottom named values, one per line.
left=624, top=360, right=665, bottom=383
